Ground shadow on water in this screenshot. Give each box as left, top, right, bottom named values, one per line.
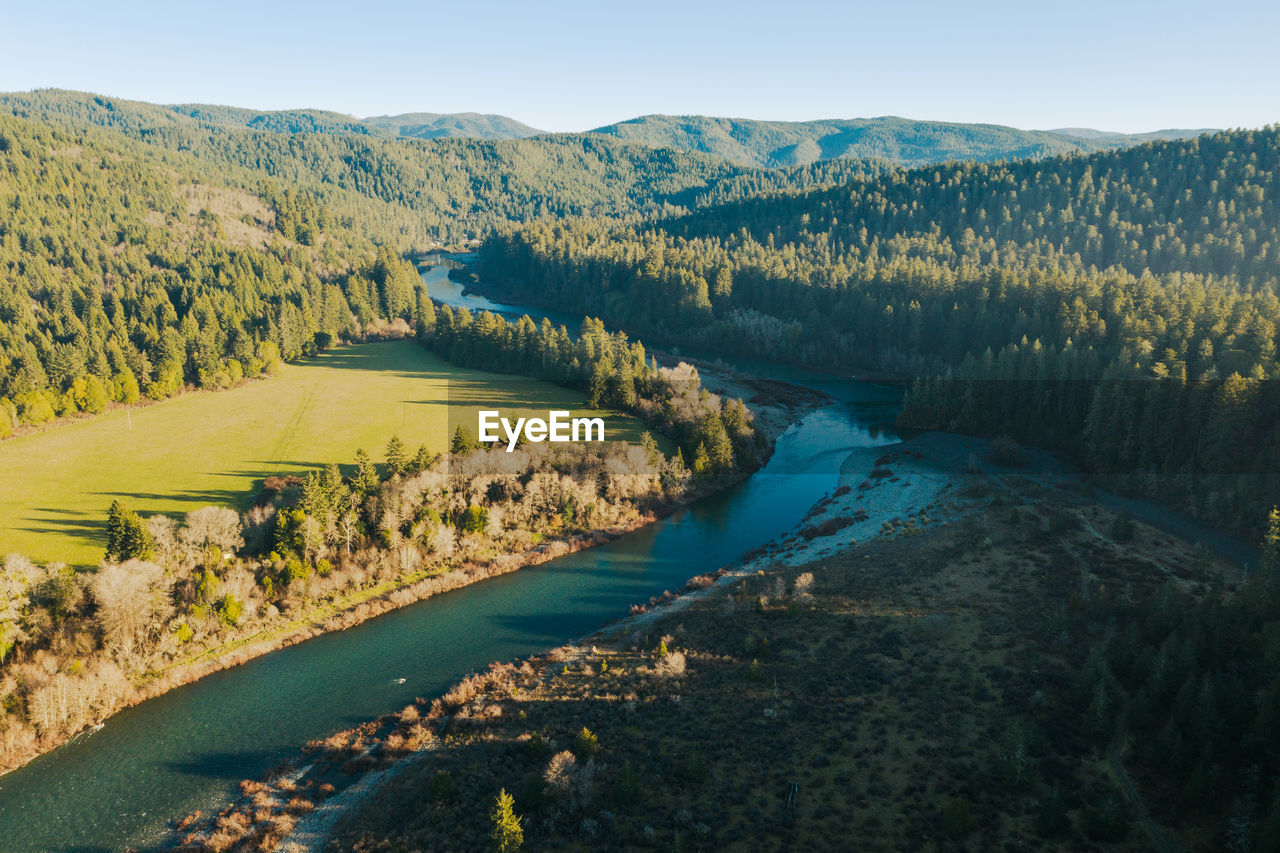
left=162, top=750, right=284, bottom=779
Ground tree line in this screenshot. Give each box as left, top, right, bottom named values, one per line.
left=423, top=305, right=759, bottom=476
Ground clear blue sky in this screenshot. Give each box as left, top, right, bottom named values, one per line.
left=1, top=0, right=1276, bottom=133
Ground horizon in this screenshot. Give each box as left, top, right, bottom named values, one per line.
left=0, top=87, right=1235, bottom=137
left=2, top=0, right=1277, bottom=134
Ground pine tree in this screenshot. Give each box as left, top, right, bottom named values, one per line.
left=452, top=425, right=479, bottom=455
left=385, top=435, right=407, bottom=479
left=105, top=499, right=127, bottom=561
left=410, top=444, right=435, bottom=474
left=105, top=499, right=153, bottom=561
left=353, top=448, right=380, bottom=494
left=588, top=360, right=609, bottom=409
left=692, top=442, right=711, bottom=478
left=490, top=788, right=523, bottom=852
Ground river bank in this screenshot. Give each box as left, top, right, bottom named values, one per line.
left=2, top=351, right=866, bottom=853
left=0, top=359, right=815, bottom=780
left=186, top=429, right=1234, bottom=852
left=165, top=428, right=971, bottom=849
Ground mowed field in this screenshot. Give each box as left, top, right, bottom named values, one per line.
left=0, top=340, right=649, bottom=567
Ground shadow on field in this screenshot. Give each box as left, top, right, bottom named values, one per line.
left=311, top=345, right=450, bottom=380
left=90, top=487, right=253, bottom=509
left=17, top=508, right=104, bottom=565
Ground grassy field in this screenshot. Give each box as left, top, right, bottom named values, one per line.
left=0, top=340, right=649, bottom=567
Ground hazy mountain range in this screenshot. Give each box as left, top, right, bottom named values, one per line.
left=585, top=115, right=1217, bottom=168
left=4, top=89, right=1214, bottom=169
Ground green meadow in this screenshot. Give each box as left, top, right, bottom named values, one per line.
left=0, top=340, right=648, bottom=567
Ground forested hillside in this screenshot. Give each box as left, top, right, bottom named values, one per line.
left=0, top=90, right=873, bottom=249
left=587, top=114, right=1211, bottom=168
left=478, top=127, right=1280, bottom=533
left=0, top=112, right=432, bottom=434
left=0, top=91, right=884, bottom=439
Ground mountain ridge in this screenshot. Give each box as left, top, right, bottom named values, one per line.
left=585, top=113, right=1216, bottom=168
left=3, top=89, right=1216, bottom=168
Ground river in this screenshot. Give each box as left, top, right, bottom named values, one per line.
left=0, top=263, right=902, bottom=851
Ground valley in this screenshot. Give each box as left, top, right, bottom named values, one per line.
left=0, top=25, right=1275, bottom=848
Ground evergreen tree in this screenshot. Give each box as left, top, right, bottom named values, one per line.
left=385, top=435, right=408, bottom=479
left=490, top=788, right=523, bottom=852
left=105, top=500, right=127, bottom=561
left=353, top=448, right=380, bottom=494
left=692, top=442, right=711, bottom=478
left=451, top=425, right=480, bottom=455
left=105, top=500, right=154, bottom=562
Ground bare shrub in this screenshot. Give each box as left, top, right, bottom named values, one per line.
left=655, top=651, right=687, bottom=678
left=182, top=506, right=245, bottom=555
left=794, top=571, right=815, bottom=602
left=544, top=749, right=577, bottom=792
left=91, top=559, right=172, bottom=671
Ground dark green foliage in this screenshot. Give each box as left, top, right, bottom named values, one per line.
left=1082, top=792, right=1129, bottom=842
left=478, top=126, right=1280, bottom=533
left=0, top=89, right=878, bottom=251
left=941, top=796, right=972, bottom=838
left=0, top=113, right=426, bottom=427
left=0, top=90, right=900, bottom=440
left=458, top=505, right=488, bottom=534
left=1109, top=510, right=1135, bottom=542
left=104, top=500, right=153, bottom=561
left=1088, top=548, right=1280, bottom=847
left=611, top=760, right=642, bottom=807
left=384, top=435, right=408, bottom=479
left=451, top=426, right=480, bottom=455
left=272, top=508, right=307, bottom=558
left=353, top=449, right=380, bottom=495
left=1034, top=787, right=1070, bottom=838
left=429, top=307, right=757, bottom=471
left=428, top=770, right=455, bottom=801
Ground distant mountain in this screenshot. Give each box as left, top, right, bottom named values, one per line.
left=586, top=114, right=1214, bottom=168
left=169, top=104, right=542, bottom=141
left=4, top=89, right=1217, bottom=171
left=360, top=112, right=544, bottom=140
left=169, top=104, right=384, bottom=136
left=1046, top=126, right=1219, bottom=144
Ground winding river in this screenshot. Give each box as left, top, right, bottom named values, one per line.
left=0, top=260, right=1253, bottom=851
left=0, top=263, right=902, bottom=851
